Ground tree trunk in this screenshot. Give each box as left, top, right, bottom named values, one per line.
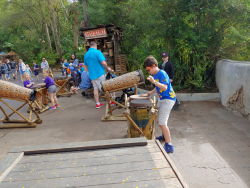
left=47, top=0, right=62, bottom=60
left=82, top=0, right=90, bottom=27
left=73, top=10, right=80, bottom=51
left=44, top=19, right=52, bottom=54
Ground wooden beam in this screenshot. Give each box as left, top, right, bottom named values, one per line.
left=9, top=137, right=147, bottom=155
left=0, top=152, right=24, bottom=183
left=155, top=140, right=189, bottom=188
left=0, top=124, right=36, bottom=129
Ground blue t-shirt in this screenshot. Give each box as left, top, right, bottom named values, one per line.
left=44, top=76, right=54, bottom=88
left=80, top=71, right=92, bottom=90
left=69, top=65, right=75, bottom=72
left=153, top=70, right=176, bottom=101
left=84, top=48, right=106, bottom=80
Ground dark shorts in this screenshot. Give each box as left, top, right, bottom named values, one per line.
left=48, top=85, right=57, bottom=94
left=34, top=70, right=39, bottom=76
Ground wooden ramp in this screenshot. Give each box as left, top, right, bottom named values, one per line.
left=0, top=138, right=188, bottom=188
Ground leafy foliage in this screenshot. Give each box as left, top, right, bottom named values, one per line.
left=0, top=0, right=250, bottom=90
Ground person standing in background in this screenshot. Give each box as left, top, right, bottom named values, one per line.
left=84, top=41, right=115, bottom=108
left=70, top=54, right=80, bottom=88
left=159, top=52, right=180, bottom=105
left=2, top=59, right=9, bottom=81
left=41, top=58, right=49, bottom=70
left=6, top=59, right=11, bottom=80
left=10, top=59, right=17, bottom=80
left=33, top=61, right=40, bottom=81
left=18, top=59, right=26, bottom=82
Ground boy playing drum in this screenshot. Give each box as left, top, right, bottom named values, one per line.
left=140, top=55, right=176, bottom=153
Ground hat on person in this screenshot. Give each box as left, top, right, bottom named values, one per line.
left=161, top=52, right=169, bottom=57
left=64, top=63, right=69, bottom=67
left=42, top=58, right=45, bottom=60
left=79, top=63, right=83, bottom=67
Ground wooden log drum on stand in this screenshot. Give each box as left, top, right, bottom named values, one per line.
left=100, top=70, right=145, bottom=121
left=0, top=80, right=42, bottom=129
left=54, top=76, right=72, bottom=98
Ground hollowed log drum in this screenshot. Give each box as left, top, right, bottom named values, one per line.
left=101, top=70, right=144, bottom=92
left=54, top=76, right=70, bottom=95
left=129, top=99, right=153, bottom=140
left=0, top=80, right=36, bottom=101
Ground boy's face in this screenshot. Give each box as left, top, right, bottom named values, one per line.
left=162, top=56, right=169, bottom=62
left=145, top=65, right=155, bottom=75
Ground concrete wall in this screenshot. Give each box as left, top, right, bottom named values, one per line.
left=216, top=59, right=250, bottom=119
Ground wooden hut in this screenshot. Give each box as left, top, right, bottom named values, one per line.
left=79, top=24, right=127, bottom=75
left=6, top=50, right=19, bottom=61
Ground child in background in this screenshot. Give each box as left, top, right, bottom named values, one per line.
left=37, top=69, right=59, bottom=110
left=79, top=63, right=85, bottom=73
left=33, top=62, right=40, bottom=81
left=69, top=81, right=78, bottom=94
left=25, top=64, right=32, bottom=80
left=23, top=72, right=35, bottom=88
left=62, top=60, right=68, bottom=77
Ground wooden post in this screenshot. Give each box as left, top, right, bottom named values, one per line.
left=134, top=84, right=138, bottom=95
left=124, top=114, right=143, bottom=134
left=0, top=106, right=9, bottom=120
left=105, top=91, right=112, bottom=116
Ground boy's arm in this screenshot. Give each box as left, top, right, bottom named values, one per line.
left=147, top=76, right=168, bottom=91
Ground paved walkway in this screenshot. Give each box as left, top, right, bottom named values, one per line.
left=0, top=75, right=250, bottom=187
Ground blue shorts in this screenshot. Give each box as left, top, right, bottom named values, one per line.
left=20, top=69, right=25, bottom=75
left=34, top=70, right=39, bottom=76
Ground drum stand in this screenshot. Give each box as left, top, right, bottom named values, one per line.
left=0, top=97, right=42, bottom=129
left=101, top=83, right=143, bottom=121
left=54, top=77, right=72, bottom=98
left=32, top=87, right=52, bottom=113
left=123, top=95, right=158, bottom=140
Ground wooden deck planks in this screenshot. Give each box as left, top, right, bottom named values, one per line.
left=0, top=168, right=176, bottom=188
left=10, top=152, right=165, bottom=172
left=3, top=159, right=170, bottom=182
left=0, top=138, right=187, bottom=188
left=0, top=152, right=23, bottom=183
left=9, top=137, right=147, bottom=154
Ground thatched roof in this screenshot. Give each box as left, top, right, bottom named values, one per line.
left=6, top=50, right=18, bottom=56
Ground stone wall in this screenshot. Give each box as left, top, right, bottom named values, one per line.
left=216, top=59, right=250, bottom=120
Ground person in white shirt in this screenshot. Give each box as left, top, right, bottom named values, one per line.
left=41, top=58, right=49, bottom=70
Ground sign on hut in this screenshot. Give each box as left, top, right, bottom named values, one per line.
left=79, top=24, right=127, bottom=75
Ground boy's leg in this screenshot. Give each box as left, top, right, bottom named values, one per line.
left=160, top=125, right=171, bottom=143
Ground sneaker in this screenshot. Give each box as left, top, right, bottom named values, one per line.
left=55, top=104, right=59, bottom=107
left=49, top=106, right=56, bottom=110
left=81, top=91, right=86, bottom=96
left=156, top=134, right=165, bottom=141
left=110, top=101, right=116, bottom=106
left=163, top=143, right=174, bottom=153
left=96, top=103, right=104, bottom=109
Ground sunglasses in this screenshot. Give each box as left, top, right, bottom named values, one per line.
left=146, top=65, right=154, bottom=72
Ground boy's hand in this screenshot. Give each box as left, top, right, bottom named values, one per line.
left=140, top=94, right=148, bottom=97
left=147, top=76, right=154, bottom=83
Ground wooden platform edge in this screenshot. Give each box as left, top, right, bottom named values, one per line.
left=9, top=137, right=148, bottom=155
left=0, top=152, right=24, bottom=183
left=155, top=140, right=189, bottom=188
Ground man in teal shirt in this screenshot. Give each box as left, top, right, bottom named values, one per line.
left=84, top=41, right=112, bottom=108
